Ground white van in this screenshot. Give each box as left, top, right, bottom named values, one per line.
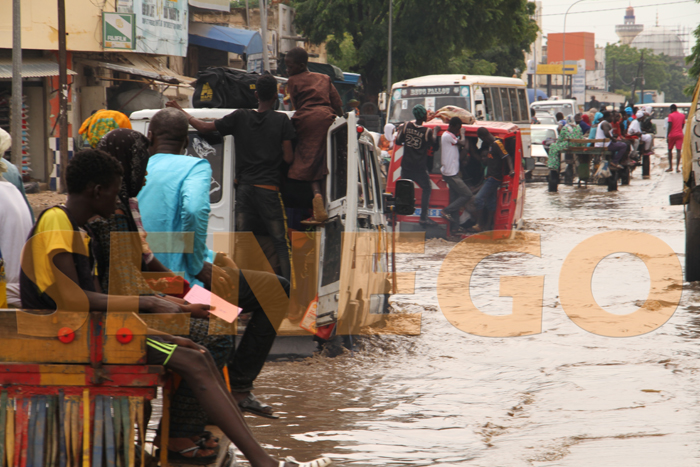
left=530, top=99, right=578, bottom=119
left=130, top=109, right=411, bottom=335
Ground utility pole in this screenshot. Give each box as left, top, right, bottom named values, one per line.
left=58, top=0, right=69, bottom=193
left=611, top=59, right=616, bottom=93
left=245, top=0, right=249, bottom=28
left=260, top=0, right=269, bottom=72
left=639, top=51, right=644, bottom=105
left=387, top=0, right=393, bottom=99
left=11, top=0, right=22, bottom=168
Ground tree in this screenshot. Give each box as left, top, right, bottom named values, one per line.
left=687, top=0, right=700, bottom=83
left=292, top=0, right=538, bottom=100
left=605, top=44, right=692, bottom=103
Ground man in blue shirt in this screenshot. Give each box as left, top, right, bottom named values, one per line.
left=138, top=108, right=213, bottom=286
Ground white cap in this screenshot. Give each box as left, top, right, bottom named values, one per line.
left=636, top=110, right=645, bottom=118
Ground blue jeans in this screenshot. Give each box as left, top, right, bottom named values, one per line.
left=473, top=177, right=501, bottom=213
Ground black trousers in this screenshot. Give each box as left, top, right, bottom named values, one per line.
left=226, top=269, right=290, bottom=392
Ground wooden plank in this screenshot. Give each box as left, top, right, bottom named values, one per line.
left=119, top=400, right=129, bottom=467
left=46, top=396, right=56, bottom=467
left=70, top=397, right=80, bottom=467
left=160, top=385, right=170, bottom=467
left=0, top=391, right=7, bottom=467
left=127, top=400, right=136, bottom=467
left=18, top=399, right=28, bottom=467
left=91, top=396, right=103, bottom=467
left=112, top=399, right=122, bottom=467
left=103, top=313, right=148, bottom=366
left=58, top=391, right=67, bottom=467
left=103, top=398, right=115, bottom=467
left=131, top=398, right=144, bottom=467
left=25, top=399, right=36, bottom=467
left=33, top=397, right=47, bottom=467
left=81, top=390, right=90, bottom=467
left=5, top=399, right=13, bottom=467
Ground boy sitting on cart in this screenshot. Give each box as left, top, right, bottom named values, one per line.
left=19, top=149, right=331, bottom=467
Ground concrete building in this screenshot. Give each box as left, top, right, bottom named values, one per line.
left=615, top=6, right=644, bottom=45
left=631, top=25, right=685, bottom=60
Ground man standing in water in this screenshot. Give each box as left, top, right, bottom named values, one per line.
left=666, top=104, right=686, bottom=173
left=395, top=104, right=439, bottom=227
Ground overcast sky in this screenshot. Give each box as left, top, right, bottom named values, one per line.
left=536, top=0, right=700, bottom=51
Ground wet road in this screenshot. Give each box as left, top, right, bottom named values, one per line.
left=247, top=147, right=699, bottom=466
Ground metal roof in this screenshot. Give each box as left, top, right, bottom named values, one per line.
left=78, top=54, right=195, bottom=85
left=0, top=57, right=77, bottom=79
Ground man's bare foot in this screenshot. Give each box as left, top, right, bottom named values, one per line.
left=666, top=168, right=673, bottom=172
left=677, top=168, right=681, bottom=173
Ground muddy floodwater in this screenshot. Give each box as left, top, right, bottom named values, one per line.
left=246, top=148, right=700, bottom=466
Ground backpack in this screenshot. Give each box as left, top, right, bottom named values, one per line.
left=193, top=68, right=260, bottom=109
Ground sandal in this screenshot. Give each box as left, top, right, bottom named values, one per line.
left=280, top=456, right=332, bottom=467
left=195, top=431, right=220, bottom=450
left=166, top=445, right=218, bottom=465
left=300, top=217, right=325, bottom=226
left=237, top=393, right=280, bottom=419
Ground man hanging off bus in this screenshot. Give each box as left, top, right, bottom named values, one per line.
left=395, top=104, right=440, bottom=227
left=284, top=47, right=344, bottom=225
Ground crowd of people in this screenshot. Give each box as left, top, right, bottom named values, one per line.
left=543, top=99, right=684, bottom=175
left=392, top=104, right=513, bottom=233
left=0, top=46, right=340, bottom=467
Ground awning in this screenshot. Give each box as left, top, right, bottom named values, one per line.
left=0, top=57, right=77, bottom=79
left=341, top=72, right=361, bottom=86
left=188, top=0, right=229, bottom=12
left=188, top=23, right=263, bottom=56
left=78, top=54, right=195, bottom=86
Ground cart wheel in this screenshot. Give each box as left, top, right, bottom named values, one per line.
left=548, top=169, right=559, bottom=192
left=686, top=193, right=700, bottom=281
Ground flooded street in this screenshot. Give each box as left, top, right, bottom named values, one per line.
left=247, top=147, right=700, bottom=466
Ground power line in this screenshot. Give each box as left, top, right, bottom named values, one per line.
left=541, top=0, right=696, bottom=16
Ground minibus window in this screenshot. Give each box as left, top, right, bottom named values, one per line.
left=508, top=88, right=520, bottom=122
left=500, top=88, right=512, bottom=122
left=491, top=88, right=503, bottom=122
left=517, top=89, right=529, bottom=122
left=330, top=124, right=348, bottom=202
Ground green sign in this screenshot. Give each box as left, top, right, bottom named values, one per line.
left=103, top=12, right=135, bottom=50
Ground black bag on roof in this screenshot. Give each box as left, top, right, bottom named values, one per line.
left=193, top=67, right=260, bottom=109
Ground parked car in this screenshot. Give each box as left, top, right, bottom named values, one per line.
left=529, top=124, right=558, bottom=178
left=534, top=113, right=557, bottom=125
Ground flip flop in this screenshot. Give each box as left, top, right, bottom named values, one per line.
left=166, top=445, right=218, bottom=465
left=280, top=456, right=332, bottom=467
left=238, top=393, right=280, bottom=419
left=195, top=431, right=220, bottom=449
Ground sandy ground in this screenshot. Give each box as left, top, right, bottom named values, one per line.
left=27, top=191, right=67, bottom=215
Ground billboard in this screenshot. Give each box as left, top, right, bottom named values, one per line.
left=119, top=0, right=189, bottom=57
left=103, top=13, right=136, bottom=50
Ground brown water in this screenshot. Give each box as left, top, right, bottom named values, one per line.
left=244, top=148, right=700, bottom=466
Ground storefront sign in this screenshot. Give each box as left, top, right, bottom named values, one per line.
left=132, top=0, right=188, bottom=57
left=103, top=13, right=136, bottom=50
left=537, top=64, right=578, bottom=75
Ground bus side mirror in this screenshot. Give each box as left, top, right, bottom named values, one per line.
left=394, top=179, right=415, bottom=215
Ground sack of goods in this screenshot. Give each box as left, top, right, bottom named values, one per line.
left=430, top=106, right=476, bottom=125
left=193, top=68, right=260, bottom=109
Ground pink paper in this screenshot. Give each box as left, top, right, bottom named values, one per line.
left=184, top=284, right=242, bottom=323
